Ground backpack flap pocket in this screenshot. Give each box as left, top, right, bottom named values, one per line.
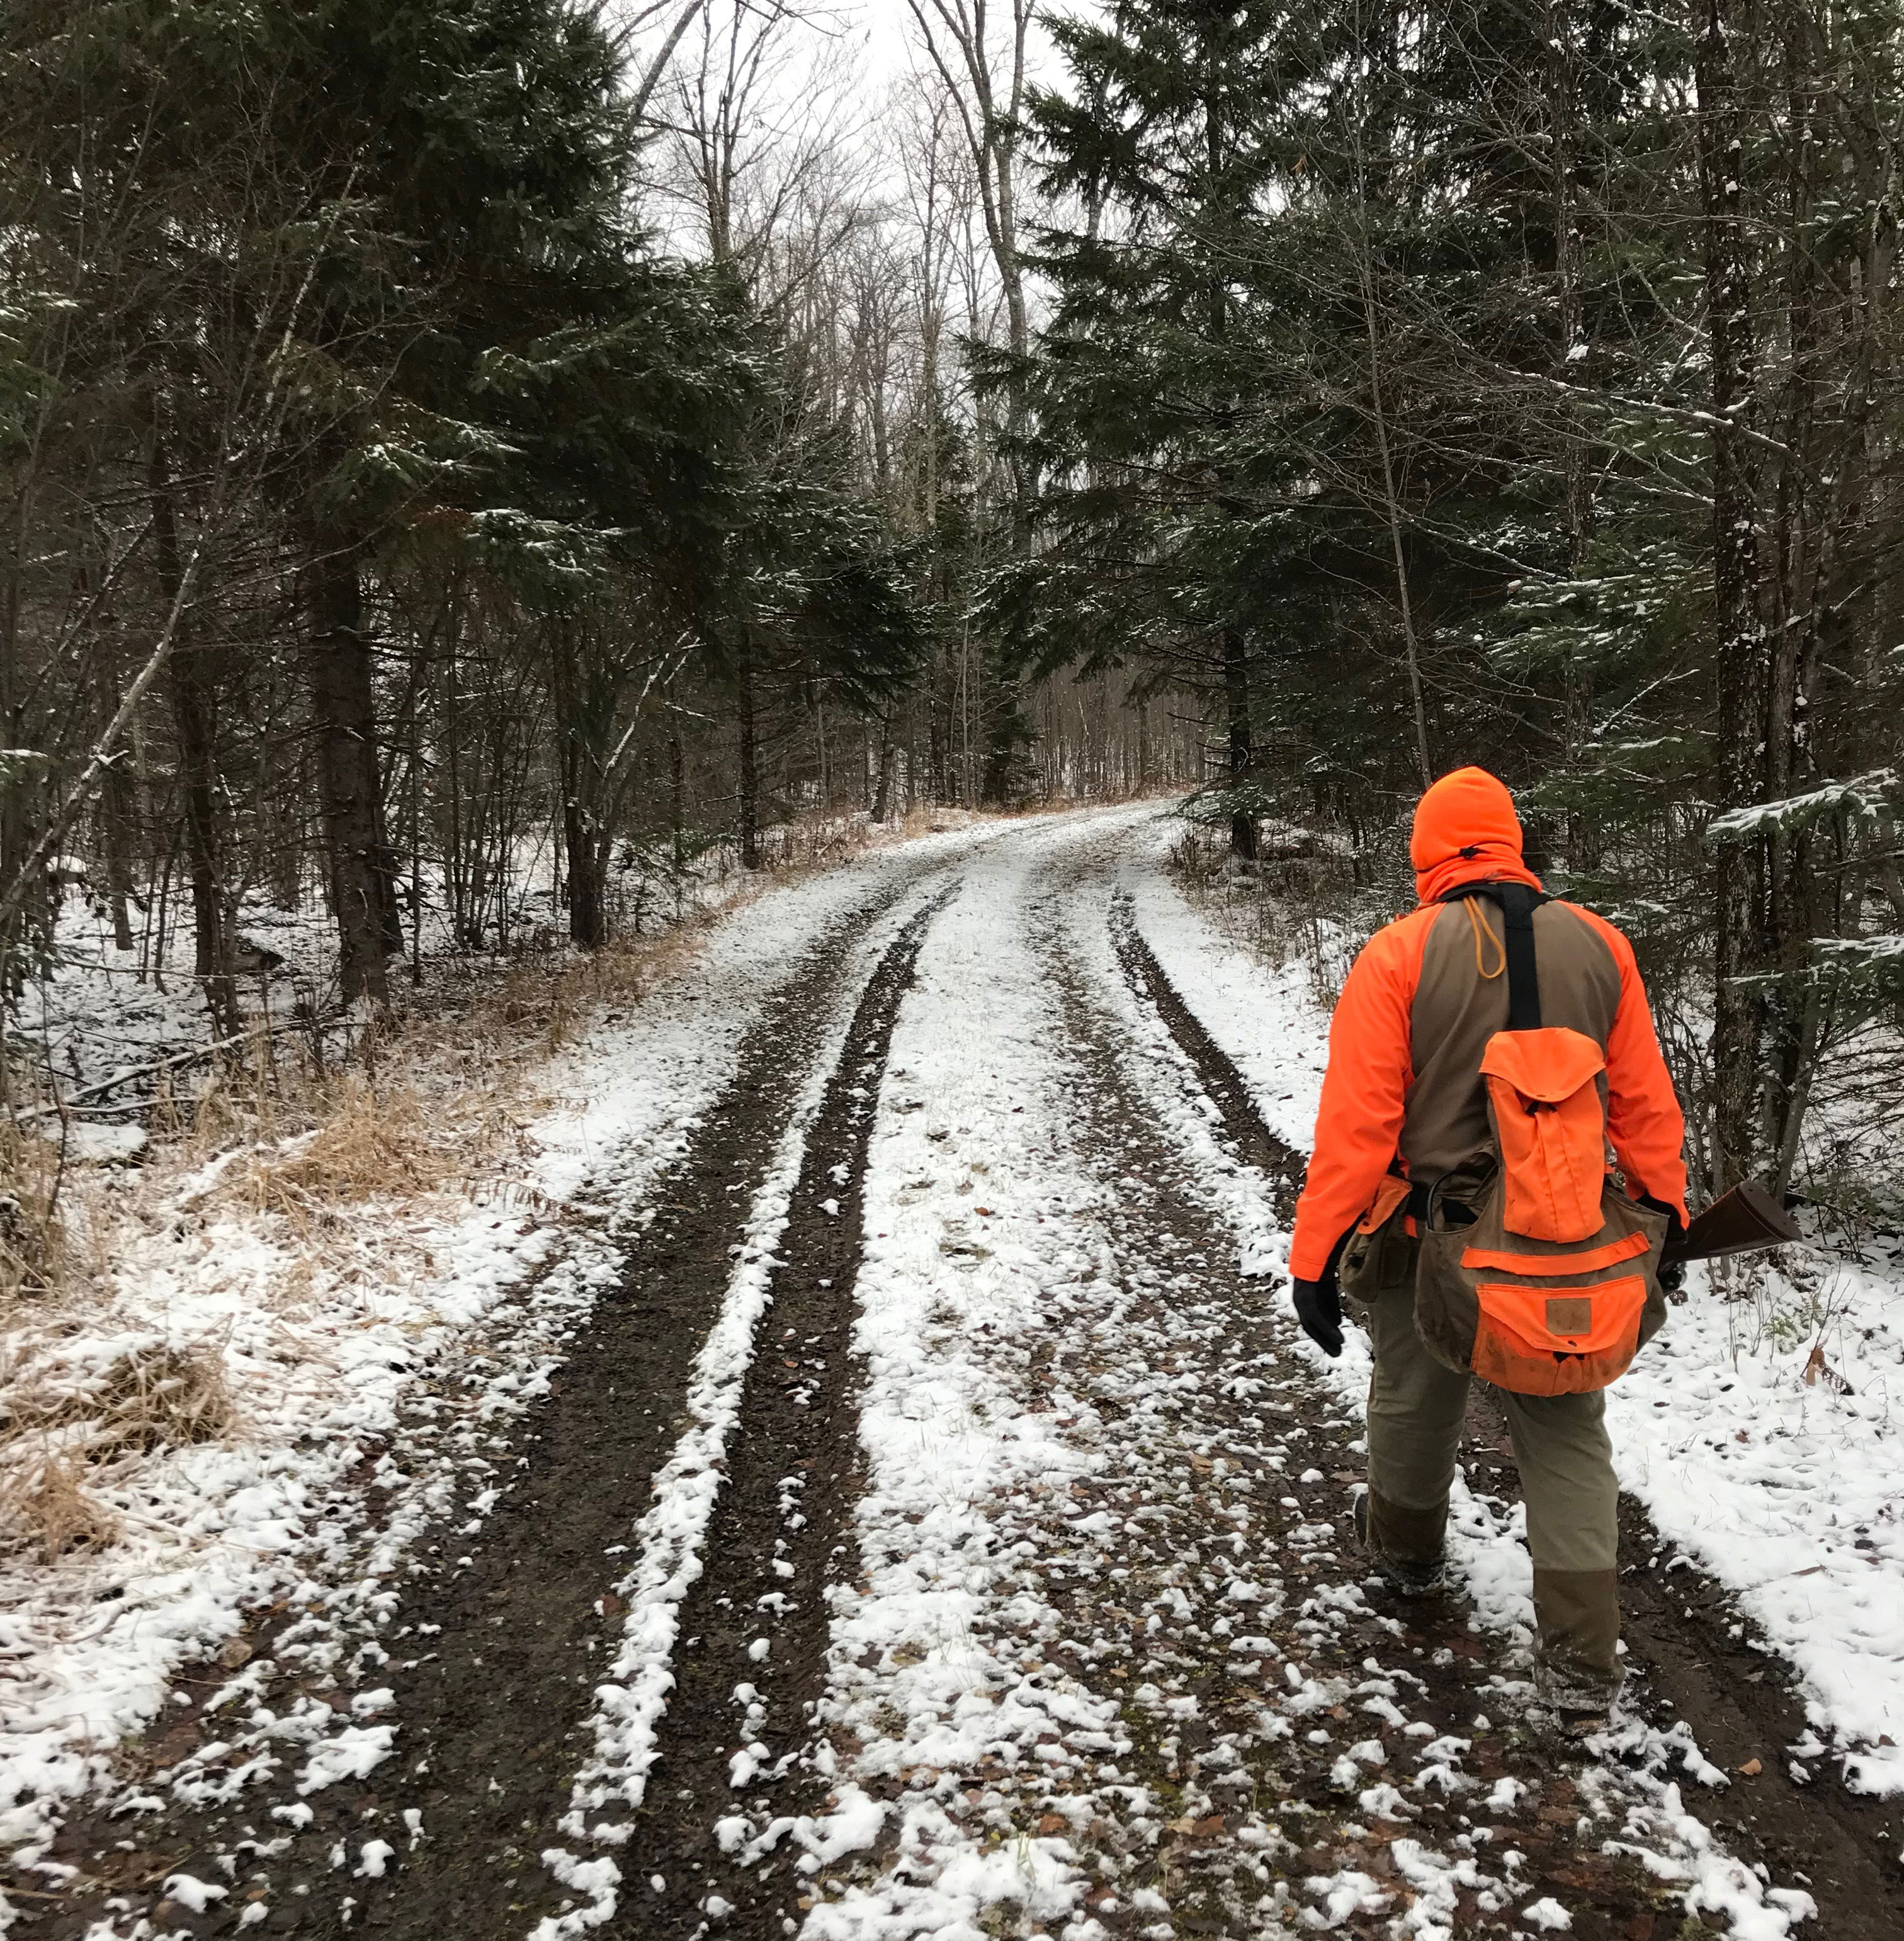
left=1478, top=1026, right=1608, bottom=1243
left=1470, top=1272, right=1647, bottom=1396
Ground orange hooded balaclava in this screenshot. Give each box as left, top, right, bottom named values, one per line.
left=1410, top=766, right=1545, bottom=905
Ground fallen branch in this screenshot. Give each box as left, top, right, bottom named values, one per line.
left=8, top=1014, right=337, bottom=1123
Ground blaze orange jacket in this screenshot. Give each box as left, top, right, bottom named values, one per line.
left=1288, top=768, right=1689, bottom=1283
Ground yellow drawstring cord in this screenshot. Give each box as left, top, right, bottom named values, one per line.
left=1465, top=897, right=1506, bottom=980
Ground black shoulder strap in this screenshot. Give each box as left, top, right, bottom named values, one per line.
left=1439, top=879, right=1548, bottom=1031
left=1495, top=882, right=1543, bottom=1031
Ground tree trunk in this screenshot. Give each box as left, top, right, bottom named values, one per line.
left=564, top=796, right=605, bottom=948
left=1548, top=0, right=1590, bottom=574
left=309, top=539, right=394, bottom=1007
left=669, top=723, right=688, bottom=920
left=1550, top=0, right=1594, bottom=866
left=99, top=754, right=137, bottom=953
left=151, top=426, right=237, bottom=1036
left=1760, top=0, right=1828, bottom=1176
left=929, top=645, right=950, bottom=805
left=871, top=705, right=897, bottom=823
left=1694, top=0, right=1767, bottom=1190
left=736, top=640, right=761, bottom=869
left=1222, top=626, right=1258, bottom=861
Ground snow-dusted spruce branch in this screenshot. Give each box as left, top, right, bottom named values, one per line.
left=1706, top=769, right=1901, bottom=842
left=1499, top=366, right=1794, bottom=459
left=0, top=167, right=359, bottom=942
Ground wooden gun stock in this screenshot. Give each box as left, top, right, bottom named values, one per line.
left=1663, top=1179, right=1801, bottom=1264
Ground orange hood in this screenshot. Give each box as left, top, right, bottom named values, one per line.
left=1410, top=766, right=1544, bottom=905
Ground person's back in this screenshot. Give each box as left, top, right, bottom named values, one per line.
left=1286, top=766, right=1687, bottom=1728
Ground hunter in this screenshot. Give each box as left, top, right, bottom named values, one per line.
left=1287, top=765, right=1689, bottom=1728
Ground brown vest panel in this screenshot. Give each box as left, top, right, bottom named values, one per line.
left=1403, top=898, right=1622, bottom=1182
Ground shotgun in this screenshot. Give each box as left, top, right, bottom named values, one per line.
left=1662, top=1179, right=1801, bottom=1264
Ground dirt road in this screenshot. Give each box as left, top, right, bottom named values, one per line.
left=27, top=812, right=1898, bottom=1940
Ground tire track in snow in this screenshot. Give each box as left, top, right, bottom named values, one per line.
left=534, top=887, right=960, bottom=1940
left=1092, top=840, right=1823, bottom=1937
left=39, top=869, right=949, bottom=1941
left=1109, top=899, right=1303, bottom=1221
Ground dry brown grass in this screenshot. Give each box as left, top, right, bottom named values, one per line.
left=528, top=915, right=717, bottom=1055
left=0, top=1449, right=122, bottom=1563
left=0, top=1123, right=72, bottom=1304
left=217, top=1075, right=535, bottom=1219
left=0, top=1335, right=237, bottom=1561
left=4, top=1335, right=237, bottom=1454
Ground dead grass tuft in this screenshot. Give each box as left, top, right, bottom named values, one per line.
left=235, top=1080, right=445, bottom=1212
left=91, top=1338, right=237, bottom=1450
left=494, top=908, right=717, bottom=1056
left=218, top=1077, right=531, bottom=1218
left=5, top=1335, right=237, bottom=1455
left=0, top=1124, right=72, bottom=1304
left=0, top=1334, right=237, bottom=1553
left=0, top=1449, right=122, bottom=1563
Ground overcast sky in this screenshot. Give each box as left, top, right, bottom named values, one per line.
left=844, top=3, right=1064, bottom=93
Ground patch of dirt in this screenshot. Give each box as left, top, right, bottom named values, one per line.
left=1124, top=892, right=1904, bottom=1938
left=25, top=880, right=934, bottom=1940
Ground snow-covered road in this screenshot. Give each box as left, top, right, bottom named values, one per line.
left=16, top=805, right=1898, bottom=1940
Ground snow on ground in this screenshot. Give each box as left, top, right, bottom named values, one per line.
left=785, top=808, right=1807, bottom=1941
left=1607, top=1266, right=1904, bottom=1794
left=0, top=812, right=1021, bottom=1903
left=771, top=813, right=1140, bottom=1939
left=1121, top=810, right=1904, bottom=1801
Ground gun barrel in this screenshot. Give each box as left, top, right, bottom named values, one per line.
left=1665, top=1179, right=1801, bottom=1264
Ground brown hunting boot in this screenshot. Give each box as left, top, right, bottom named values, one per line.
left=1354, top=1490, right=1448, bottom=1598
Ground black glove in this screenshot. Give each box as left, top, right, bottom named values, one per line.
left=1640, top=1193, right=1687, bottom=1296
left=1292, top=1277, right=1344, bottom=1357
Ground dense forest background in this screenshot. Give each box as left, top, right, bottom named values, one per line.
left=4, top=0, right=1903, bottom=1222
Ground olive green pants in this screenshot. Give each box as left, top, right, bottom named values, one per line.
left=1361, top=1281, right=1623, bottom=1702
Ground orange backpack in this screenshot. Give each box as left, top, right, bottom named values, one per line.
left=1409, top=884, right=1668, bottom=1395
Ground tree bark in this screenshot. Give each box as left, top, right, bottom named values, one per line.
left=1222, top=627, right=1258, bottom=861
left=151, top=425, right=237, bottom=1036
left=98, top=750, right=138, bottom=953
left=871, top=704, right=896, bottom=823
left=1759, top=0, right=1833, bottom=1177
left=669, top=722, right=688, bottom=919
left=564, top=796, right=606, bottom=948
left=1694, top=0, right=1768, bottom=1190
left=736, top=639, right=761, bottom=869
left=309, top=539, right=395, bottom=1007
left=1548, top=0, right=1590, bottom=575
